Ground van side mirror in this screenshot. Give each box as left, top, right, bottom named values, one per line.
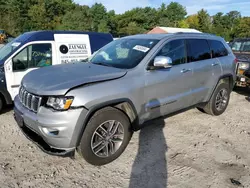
left=153, top=56, right=172, bottom=69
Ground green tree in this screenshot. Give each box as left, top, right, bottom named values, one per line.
left=119, top=22, right=145, bottom=35
left=98, top=20, right=110, bottom=33
left=59, top=5, right=92, bottom=31
left=28, top=0, right=73, bottom=30
left=197, top=9, right=211, bottom=32
left=235, top=17, right=250, bottom=38
left=165, top=2, right=187, bottom=27
left=186, top=14, right=199, bottom=29
left=178, top=20, right=189, bottom=28
left=90, top=3, right=108, bottom=31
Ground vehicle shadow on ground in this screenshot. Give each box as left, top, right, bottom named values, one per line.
left=233, top=87, right=250, bottom=101
left=129, top=99, right=168, bottom=188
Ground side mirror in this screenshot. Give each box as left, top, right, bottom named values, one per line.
left=153, top=56, right=172, bottom=69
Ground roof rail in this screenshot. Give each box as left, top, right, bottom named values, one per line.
left=175, top=32, right=217, bottom=36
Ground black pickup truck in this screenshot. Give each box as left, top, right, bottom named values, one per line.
left=230, top=38, right=250, bottom=88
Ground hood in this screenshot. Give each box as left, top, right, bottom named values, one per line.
left=234, top=52, right=250, bottom=62
left=22, top=63, right=127, bottom=96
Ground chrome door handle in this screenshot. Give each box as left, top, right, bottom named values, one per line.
left=181, top=68, right=191, bottom=73
left=212, top=63, right=219, bottom=66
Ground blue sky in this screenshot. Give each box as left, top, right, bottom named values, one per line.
left=74, top=0, right=250, bottom=16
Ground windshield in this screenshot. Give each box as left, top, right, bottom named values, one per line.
left=0, top=40, right=21, bottom=61
left=231, top=40, right=250, bottom=52
left=89, top=38, right=159, bottom=69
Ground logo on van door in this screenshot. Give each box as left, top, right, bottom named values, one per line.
left=68, top=44, right=88, bottom=54
left=59, top=45, right=69, bottom=54
left=59, top=43, right=91, bottom=64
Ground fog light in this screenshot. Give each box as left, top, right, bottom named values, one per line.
left=42, top=127, right=59, bottom=136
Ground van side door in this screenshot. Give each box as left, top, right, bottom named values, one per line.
left=5, top=42, right=55, bottom=100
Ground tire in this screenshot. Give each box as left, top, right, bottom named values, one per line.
left=202, top=82, right=230, bottom=116
left=77, top=107, right=133, bottom=166
left=0, top=97, right=3, bottom=113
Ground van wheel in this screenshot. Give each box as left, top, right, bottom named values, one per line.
left=77, top=107, right=133, bottom=166
left=201, top=83, right=230, bottom=116
left=0, top=97, right=3, bottom=113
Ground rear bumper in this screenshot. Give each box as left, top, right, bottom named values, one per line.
left=14, top=95, right=88, bottom=156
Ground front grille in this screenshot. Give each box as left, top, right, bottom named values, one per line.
left=19, top=86, right=42, bottom=113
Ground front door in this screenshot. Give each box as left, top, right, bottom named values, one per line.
left=5, top=42, right=54, bottom=100
left=143, top=39, right=195, bottom=121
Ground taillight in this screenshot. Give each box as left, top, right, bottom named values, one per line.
left=234, top=58, right=238, bottom=64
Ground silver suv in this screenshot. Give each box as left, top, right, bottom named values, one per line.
left=14, top=33, right=236, bottom=165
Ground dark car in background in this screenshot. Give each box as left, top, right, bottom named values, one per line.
left=230, top=38, right=250, bottom=88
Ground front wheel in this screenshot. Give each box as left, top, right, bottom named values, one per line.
left=78, top=107, right=133, bottom=166
left=200, top=82, right=230, bottom=116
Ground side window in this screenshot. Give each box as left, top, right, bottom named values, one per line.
left=187, top=39, right=211, bottom=62
left=157, top=39, right=186, bottom=65
left=13, top=43, right=52, bottom=71
left=208, top=40, right=228, bottom=58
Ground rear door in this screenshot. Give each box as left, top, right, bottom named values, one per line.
left=206, top=40, right=229, bottom=97
left=186, top=39, right=216, bottom=105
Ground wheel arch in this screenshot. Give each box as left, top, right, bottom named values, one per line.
left=75, top=98, right=139, bottom=147
left=209, top=74, right=234, bottom=101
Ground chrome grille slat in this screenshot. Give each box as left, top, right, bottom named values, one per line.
left=27, top=94, right=32, bottom=109
left=31, top=95, right=35, bottom=111
left=19, top=86, right=42, bottom=113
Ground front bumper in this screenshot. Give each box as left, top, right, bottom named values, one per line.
left=14, top=95, right=88, bottom=156
left=236, top=74, right=250, bottom=87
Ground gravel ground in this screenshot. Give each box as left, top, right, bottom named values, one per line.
left=0, top=89, right=250, bottom=188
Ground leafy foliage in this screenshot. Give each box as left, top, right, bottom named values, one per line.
left=0, top=0, right=249, bottom=40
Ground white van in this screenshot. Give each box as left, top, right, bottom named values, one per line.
left=0, top=31, right=113, bottom=112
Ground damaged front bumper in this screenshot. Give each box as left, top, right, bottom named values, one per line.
left=235, top=74, right=250, bottom=87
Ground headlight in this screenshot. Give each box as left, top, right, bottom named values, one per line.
left=238, top=62, right=250, bottom=70
left=46, top=97, right=74, bottom=110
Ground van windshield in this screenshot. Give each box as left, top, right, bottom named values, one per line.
left=231, top=40, right=250, bottom=52
left=0, top=40, right=21, bottom=61
left=89, top=38, right=159, bottom=69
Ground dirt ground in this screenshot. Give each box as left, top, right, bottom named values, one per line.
left=0, top=89, right=250, bottom=188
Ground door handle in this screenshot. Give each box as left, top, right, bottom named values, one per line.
left=212, top=63, right=219, bottom=66
left=181, top=68, right=191, bottom=73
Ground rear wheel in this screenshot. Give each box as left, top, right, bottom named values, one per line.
left=78, top=107, right=133, bottom=166
left=198, top=82, right=230, bottom=116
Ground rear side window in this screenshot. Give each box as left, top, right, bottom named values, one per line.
left=187, top=39, right=211, bottom=62
left=208, top=40, right=228, bottom=58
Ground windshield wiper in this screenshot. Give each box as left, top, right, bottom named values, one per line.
left=92, top=62, right=114, bottom=67
left=81, top=58, right=89, bottom=62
